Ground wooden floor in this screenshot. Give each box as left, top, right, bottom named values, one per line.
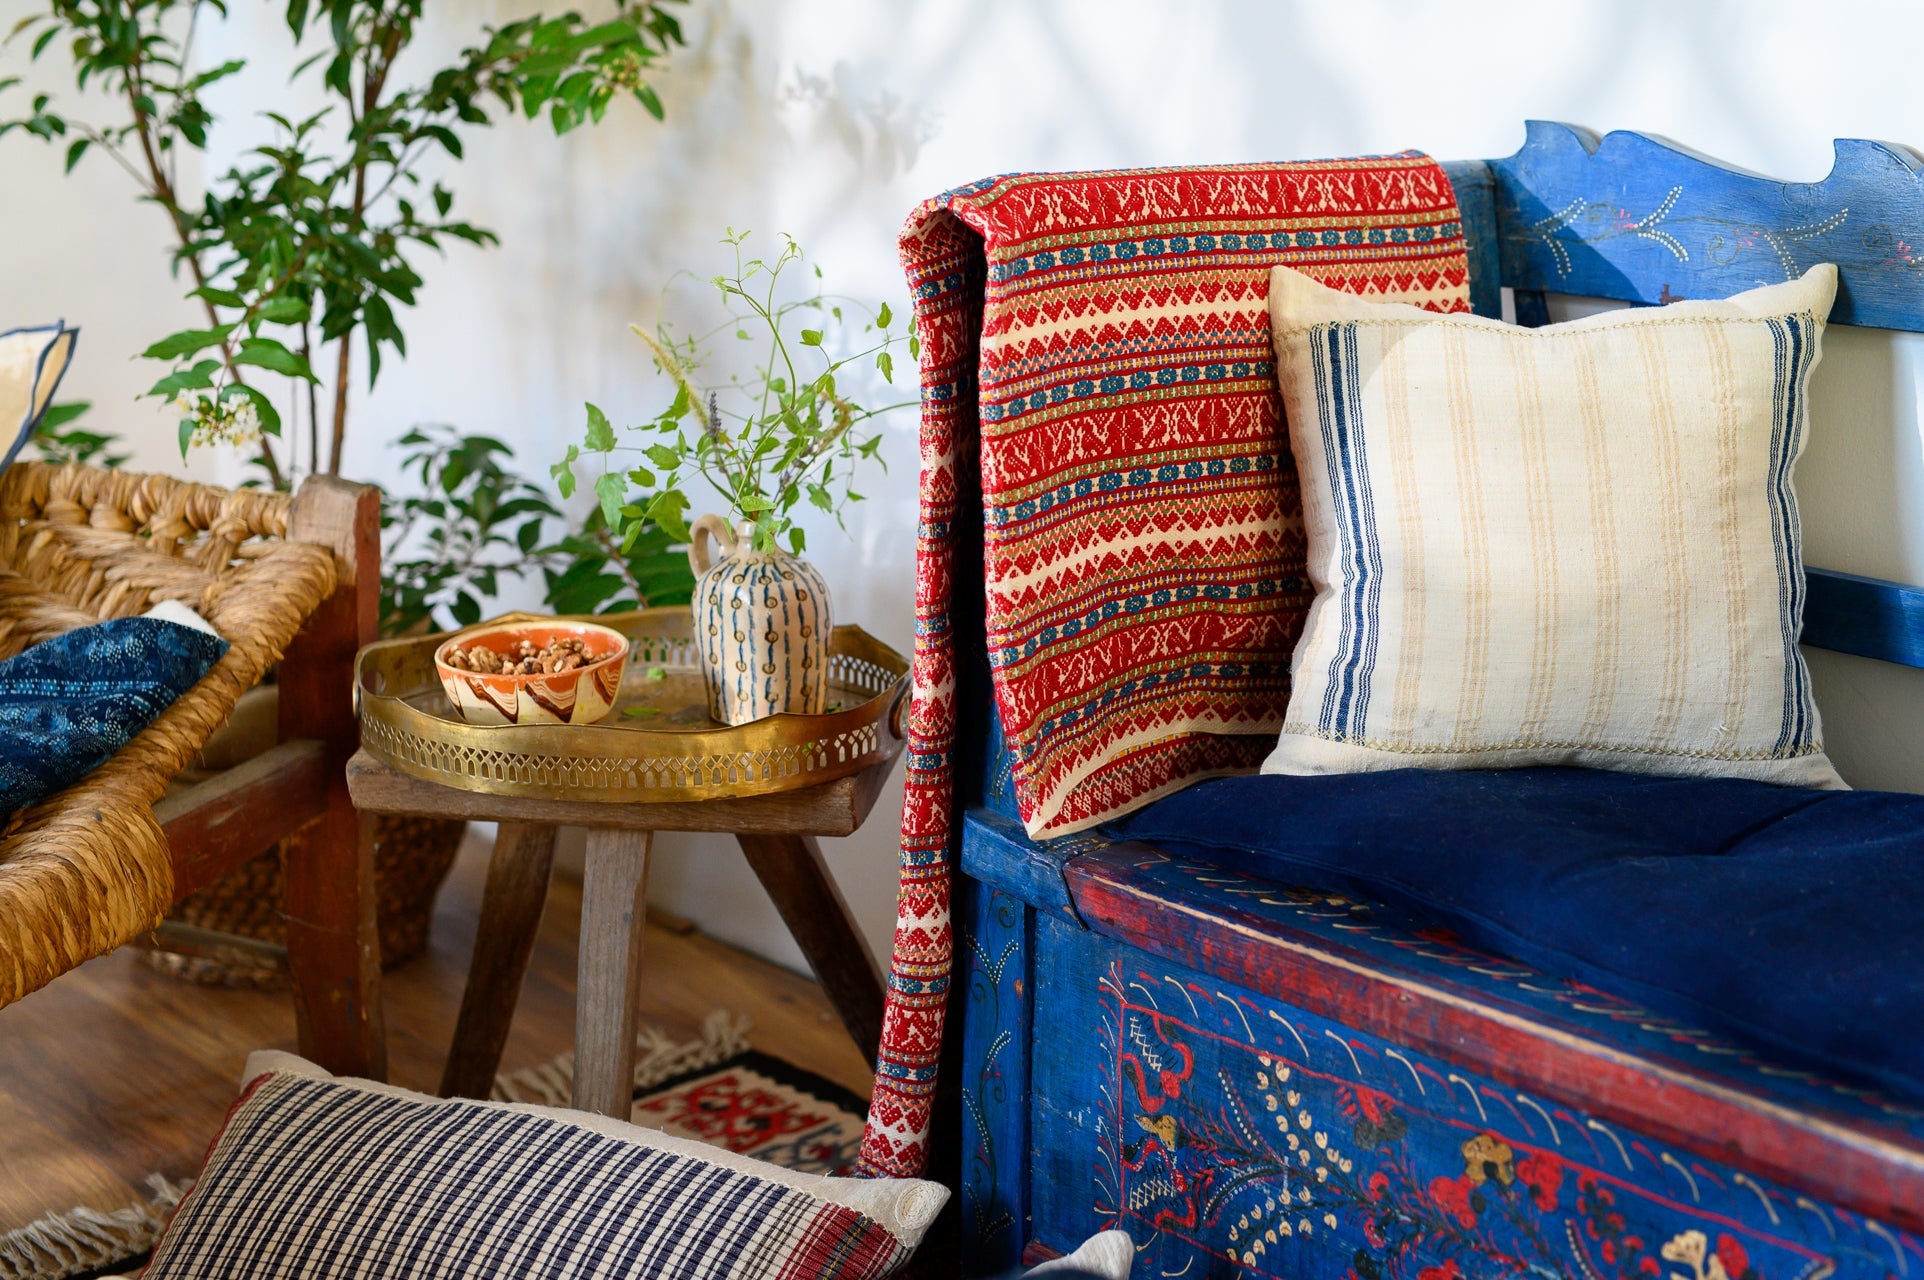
left=0, top=833, right=872, bottom=1229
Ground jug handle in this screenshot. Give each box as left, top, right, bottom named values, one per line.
left=688, top=514, right=738, bottom=577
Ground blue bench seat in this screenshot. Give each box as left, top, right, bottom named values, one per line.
left=1109, top=769, right=1924, bottom=1104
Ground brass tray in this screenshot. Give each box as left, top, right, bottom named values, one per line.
left=355, top=609, right=910, bottom=803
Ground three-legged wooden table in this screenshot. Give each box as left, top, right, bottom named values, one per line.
left=346, top=750, right=893, bottom=1117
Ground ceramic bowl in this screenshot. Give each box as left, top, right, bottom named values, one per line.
left=432, top=620, right=630, bottom=726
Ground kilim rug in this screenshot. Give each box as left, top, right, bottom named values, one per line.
left=498, top=1018, right=868, bottom=1178
left=1, top=1014, right=846, bottom=1280
left=0, top=1177, right=183, bottom=1280
left=862, top=155, right=1473, bottom=1178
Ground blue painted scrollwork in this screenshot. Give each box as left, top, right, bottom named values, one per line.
left=1493, top=120, right=1924, bottom=331
left=960, top=878, right=1032, bottom=1274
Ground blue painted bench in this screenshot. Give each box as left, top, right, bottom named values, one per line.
left=949, top=123, right=1924, bottom=1278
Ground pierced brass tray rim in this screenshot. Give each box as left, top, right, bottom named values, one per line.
left=355, top=608, right=910, bottom=804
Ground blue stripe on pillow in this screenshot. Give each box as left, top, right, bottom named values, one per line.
left=1764, top=314, right=1817, bottom=754
left=1311, top=322, right=1382, bottom=738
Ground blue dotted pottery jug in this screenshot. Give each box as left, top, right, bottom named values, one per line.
left=688, top=515, right=832, bottom=726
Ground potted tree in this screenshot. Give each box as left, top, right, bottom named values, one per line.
left=1, top=0, right=688, bottom=982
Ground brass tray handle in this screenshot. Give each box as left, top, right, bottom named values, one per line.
left=888, top=683, right=911, bottom=742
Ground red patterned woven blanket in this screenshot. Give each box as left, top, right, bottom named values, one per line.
left=858, top=155, right=1471, bottom=1179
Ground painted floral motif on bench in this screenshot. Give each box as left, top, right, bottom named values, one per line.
left=1096, top=958, right=1915, bottom=1280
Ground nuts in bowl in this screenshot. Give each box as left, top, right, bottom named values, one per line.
left=432, top=620, right=630, bottom=725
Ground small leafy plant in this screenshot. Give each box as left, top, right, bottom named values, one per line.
left=30, top=402, right=127, bottom=468
left=555, top=231, right=915, bottom=560
left=380, top=425, right=563, bottom=635
left=382, top=424, right=694, bottom=635
left=2, top=0, right=685, bottom=488
left=539, top=507, right=695, bottom=618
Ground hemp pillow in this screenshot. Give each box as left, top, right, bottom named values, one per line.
left=142, top=1051, right=946, bottom=1280
left=1264, top=263, right=1843, bottom=788
left=0, top=322, right=77, bottom=473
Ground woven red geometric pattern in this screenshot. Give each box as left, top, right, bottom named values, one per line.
left=858, top=155, right=1471, bottom=1179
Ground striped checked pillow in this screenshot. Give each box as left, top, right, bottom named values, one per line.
left=143, top=1052, right=946, bottom=1280
left=1263, top=263, right=1845, bottom=788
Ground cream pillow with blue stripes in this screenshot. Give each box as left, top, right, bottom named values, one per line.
left=1264, top=263, right=1844, bottom=788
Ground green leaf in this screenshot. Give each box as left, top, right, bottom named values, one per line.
left=147, top=359, right=221, bottom=399
left=34, top=401, right=89, bottom=431
left=788, top=526, right=806, bottom=554
left=644, top=443, right=680, bottom=470
left=645, top=490, right=691, bottom=542
left=876, top=350, right=893, bottom=383
left=233, top=336, right=318, bottom=382
left=626, top=465, right=655, bottom=487
left=584, top=402, right=616, bottom=451
left=253, top=295, right=310, bottom=324
left=191, top=286, right=247, bottom=309
left=551, top=444, right=579, bottom=499
left=142, top=326, right=234, bottom=360
left=595, top=470, right=627, bottom=528
left=178, top=416, right=195, bottom=459
left=799, top=328, right=822, bottom=347
left=876, top=301, right=892, bottom=328
left=421, top=125, right=463, bottom=159
left=63, top=137, right=88, bottom=172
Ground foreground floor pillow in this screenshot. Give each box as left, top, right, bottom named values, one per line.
left=142, top=1052, right=947, bottom=1280
left=1264, top=262, right=1843, bottom=787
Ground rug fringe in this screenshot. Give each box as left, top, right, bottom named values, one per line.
left=492, top=1010, right=751, bottom=1107
left=0, top=1173, right=184, bottom=1280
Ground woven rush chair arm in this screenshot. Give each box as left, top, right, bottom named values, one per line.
left=0, top=462, right=385, bottom=1078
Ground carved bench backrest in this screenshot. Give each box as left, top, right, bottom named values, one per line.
left=1462, top=122, right=1924, bottom=668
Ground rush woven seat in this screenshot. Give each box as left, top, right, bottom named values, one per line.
left=0, top=461, right=338, bottom=1009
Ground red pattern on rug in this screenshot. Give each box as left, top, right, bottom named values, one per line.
left=633, top=1052, right=866, bottom=1177
left=859, top=156, right=1472, bottom=1179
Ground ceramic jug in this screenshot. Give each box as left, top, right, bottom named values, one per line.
left=688, top=515, right=832, bottom=726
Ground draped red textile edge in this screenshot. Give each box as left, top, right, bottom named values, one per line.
left=858, top=155, right=1471, bottom=1180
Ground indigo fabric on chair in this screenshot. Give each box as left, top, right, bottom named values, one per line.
left=0, top=616, right=228, bottom=819
left=1110, top=769, right=1924, bottom=1101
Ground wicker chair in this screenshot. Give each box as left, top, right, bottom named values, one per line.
left=0, top=460, right=385, bottom=1077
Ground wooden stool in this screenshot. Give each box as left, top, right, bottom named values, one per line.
left=346, top=751, right=894, bottom=1117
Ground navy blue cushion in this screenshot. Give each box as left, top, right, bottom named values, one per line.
left=1109, top=769, right=1924, bottom=1102
left=0, top=617, right=229, bottom=819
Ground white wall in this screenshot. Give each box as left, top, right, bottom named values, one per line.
left=6, top=0, right=1924, bottom=973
